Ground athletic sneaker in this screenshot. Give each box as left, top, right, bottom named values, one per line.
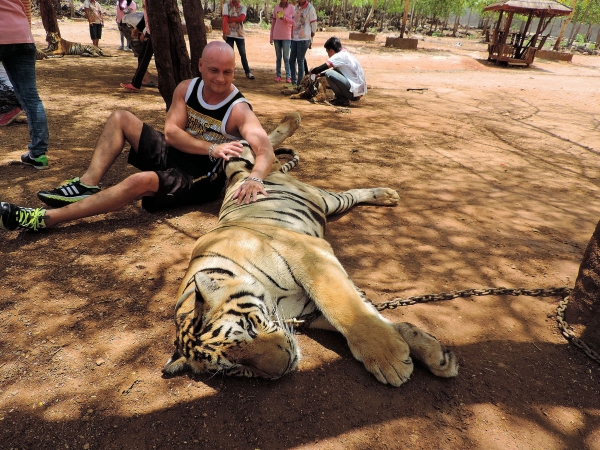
left=37, top=177, right=100, bottom=208
left=0, top=202, right=47, bottom=231
left=21, top=152, right=49, bottom=170
left=0, top=107, right=23, bottom=126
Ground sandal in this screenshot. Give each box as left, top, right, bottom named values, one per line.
left=120, top=82, right=140, bottom=92
left=246, top=73, right=255, bottom=80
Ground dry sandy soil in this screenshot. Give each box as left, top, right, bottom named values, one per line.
left=1, top=16, right=600, bottom=450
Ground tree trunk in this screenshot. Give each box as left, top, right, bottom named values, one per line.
left=553, top=0, right=577, bottom=50
left=38, top=0, right=61, bottom=37
left=567, top=22, right=581, bottom=47
left=362, top=0, right=376, bottom=33
left=452, top=14, right=460, bottom=37
left=584, top=22, right=593, bottom=42
left=400, top=0, right=409, bottom=38
left=566, top=219, right=600, bottom=350
left=181, top=0, right=208, bottom=78
left=146, top=0, right=193, bottom=110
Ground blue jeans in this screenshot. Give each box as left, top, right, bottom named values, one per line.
left=289, top=39, right=311, bottom=86
left=273, top=39, right=291, bottom=78
left=0, top=43, right=48, bottom=157
left=324, top=69, right=355, bottom=100
left=226, top=37, right=251, bottom=75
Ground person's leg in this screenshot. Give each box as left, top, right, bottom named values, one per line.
left=130, top=36, right=153, bottom=88
left=39, top=110, right=155, bottom=226
left=120, top=32, right=125, bottom=49
left=289, top=41, right=298, bottom=85
left=2, top=44, right=49, bottom=158
left=274, top=40, right=282, bottom=78
left=295, top=40, right=310, bottom=88
left=324, top=69, right=353, bottom=100
left=43, top=171, right=159, bottom=227
left=95, top=23, right=102, bottom=47
left=282, top=40, right=291, bottom=81
left=79, top=110, right=144, bottom=186
left=234, top=38, right=251, bottom=76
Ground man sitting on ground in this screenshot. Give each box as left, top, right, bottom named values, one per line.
left=1, top=41, right=274, bottom=232
left=310, top=36, right=366, bottom=107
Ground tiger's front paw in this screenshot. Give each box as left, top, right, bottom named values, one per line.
left=348, top=324, right=413, bottom=386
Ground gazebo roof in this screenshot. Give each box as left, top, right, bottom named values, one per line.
left=483, top=0, right=572, bottom=17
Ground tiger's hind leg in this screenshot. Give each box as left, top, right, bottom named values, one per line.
left=267, top=112, right=301, bottom=148
left=394, top=323, right=458, bottom=378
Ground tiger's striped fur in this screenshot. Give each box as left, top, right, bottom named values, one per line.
left=43, top=32, right=106, bottom=57
left=163, top=112, right=458, bottom=386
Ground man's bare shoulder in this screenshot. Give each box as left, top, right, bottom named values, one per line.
left=175, top=78, right=194, bottom=93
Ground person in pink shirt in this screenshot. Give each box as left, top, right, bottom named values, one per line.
left=116, top=0, right=136, bottom=51
left=270, top=0, right=294, bottom=82
left=0, top=0, right=50, bottom=169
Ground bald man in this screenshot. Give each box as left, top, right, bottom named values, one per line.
left=1, top=42, right=276, bottom=232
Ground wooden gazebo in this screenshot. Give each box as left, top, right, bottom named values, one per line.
left=483, top=0, right=572, bottom=66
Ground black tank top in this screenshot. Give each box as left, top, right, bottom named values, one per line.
left=168, top=78, right=251, bottom=180
left=184, top=77, right=251, bottom=145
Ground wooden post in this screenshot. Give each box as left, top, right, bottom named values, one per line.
left=516, top=11, right=533, bottom=58
left=529, top=12, right=546, bottom=50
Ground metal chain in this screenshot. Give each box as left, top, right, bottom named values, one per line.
left=372, top=286, right=600, bottom=366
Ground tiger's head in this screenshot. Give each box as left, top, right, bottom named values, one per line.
left=162, top=270, right=300, bottom=379
left=45, top=32, right=61, bottom=50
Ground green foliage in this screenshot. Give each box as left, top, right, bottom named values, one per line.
left=575, top=33, right=585, bottom=43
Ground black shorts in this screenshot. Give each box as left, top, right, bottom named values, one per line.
left=128, top=123, right=225, bottom=212
left=89, top=23, right=103, bottom=40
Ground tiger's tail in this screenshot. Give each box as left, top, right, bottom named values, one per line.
left=274, top=148, right=299, bottom=174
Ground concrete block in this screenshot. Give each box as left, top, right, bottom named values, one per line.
left=536, top=49, right=573, bottom=62
left=385, top=37, right=418, bottom=50
left=349, top=32, right=376, bottom=42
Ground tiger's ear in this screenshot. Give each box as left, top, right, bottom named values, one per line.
left=194, top=271, right=219, bottom=294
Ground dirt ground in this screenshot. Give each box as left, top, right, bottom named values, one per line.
left=2, top=16, right=600, bottom=450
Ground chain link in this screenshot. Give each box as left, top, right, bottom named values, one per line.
left=371, top=286, right=600, bottom=366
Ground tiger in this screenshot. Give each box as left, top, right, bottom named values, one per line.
left=43, top=32, right=106, bottom=57
left=162, top=112, right=459, bottom=386
left=281, top=74, right=331, bottom=103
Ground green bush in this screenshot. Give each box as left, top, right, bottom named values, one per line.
left=575, top=34, right=585, bottom=43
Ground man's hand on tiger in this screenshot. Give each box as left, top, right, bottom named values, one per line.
left=233, top=179, right=268, bottom=204
left=212, top=141, right=243, bottom=161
